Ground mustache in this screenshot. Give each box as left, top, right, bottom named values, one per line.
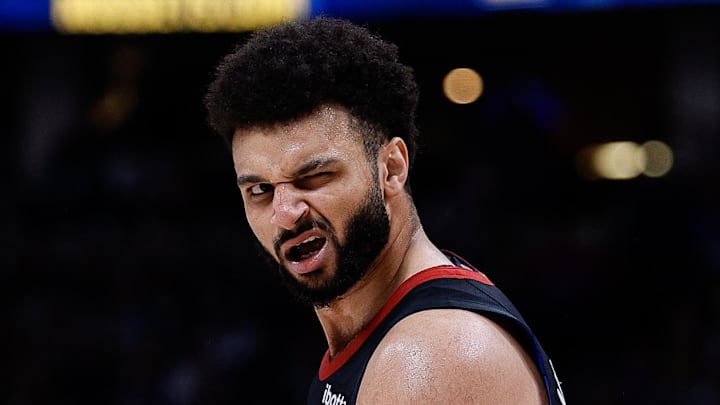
left=273, top=218, right=330, bottom=253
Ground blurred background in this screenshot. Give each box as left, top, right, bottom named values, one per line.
left=3, top=0, right=720, bottom=404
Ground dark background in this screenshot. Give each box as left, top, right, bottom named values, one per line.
left=4, top=4, right=720, bottom=405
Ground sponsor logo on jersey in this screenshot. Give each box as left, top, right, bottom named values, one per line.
left=321, top=383, right=347, bottom=405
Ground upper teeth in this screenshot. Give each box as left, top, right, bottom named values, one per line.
left=301, top=236, right=318, bottom=244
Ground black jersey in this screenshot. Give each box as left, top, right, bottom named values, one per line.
left=307, top=252, right=566, bottom=405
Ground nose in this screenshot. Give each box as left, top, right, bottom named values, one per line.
left=271, top=183, right=309, bottom=230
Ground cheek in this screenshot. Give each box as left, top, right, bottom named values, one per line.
left=314, top=191, right=355, bottom=220
left=315, top=189, right=366, bottom=234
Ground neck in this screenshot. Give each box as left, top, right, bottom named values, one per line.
left=314, top=217, right=452, bottom=357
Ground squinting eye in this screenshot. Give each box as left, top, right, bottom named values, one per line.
left=249, top=183, right=273, bottom=196
left=296, top=172, right=333, bottom=189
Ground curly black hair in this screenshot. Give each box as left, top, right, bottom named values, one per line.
left=203, top=16, right=420, bottom=168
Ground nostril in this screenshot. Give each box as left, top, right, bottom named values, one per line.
left=294, top=205, right=309, bottom=224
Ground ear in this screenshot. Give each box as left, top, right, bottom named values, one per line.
left=379, top=137, right=409, bottom=198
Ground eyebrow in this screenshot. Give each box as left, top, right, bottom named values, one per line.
left=236, top=157, right=340, bottom=188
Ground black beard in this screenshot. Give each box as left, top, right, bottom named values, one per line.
left=257, top=179, right=390, bottom=307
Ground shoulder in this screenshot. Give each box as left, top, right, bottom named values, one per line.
left=357, top=308, right=548, bottom=405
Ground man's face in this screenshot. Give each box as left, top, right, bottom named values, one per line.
left=231, top=106, right=390, bottom=306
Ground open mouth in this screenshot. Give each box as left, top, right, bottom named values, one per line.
left=285, top=235, right=327, bottom=262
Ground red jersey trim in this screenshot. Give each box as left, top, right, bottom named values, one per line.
left=318, top=265, right=494, bottom=380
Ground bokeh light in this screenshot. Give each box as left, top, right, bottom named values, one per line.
left=443, top=67, right=484, bottom=104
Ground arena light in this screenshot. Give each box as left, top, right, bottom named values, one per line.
left=576, top=141, right=643, bottom=180
left=576, top=140, right=674, bottom=180
left=639, top=140, right=673, bottom=177
left=443, top=68, right=484, bottom=105
left=480, top=0, right=549, bottom=9
left=594, top=141, right=643, bottom=180
left=50, top=0, right=309, bottom=34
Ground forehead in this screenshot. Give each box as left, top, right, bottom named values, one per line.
left=231, top=106, right=366, bottom=174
